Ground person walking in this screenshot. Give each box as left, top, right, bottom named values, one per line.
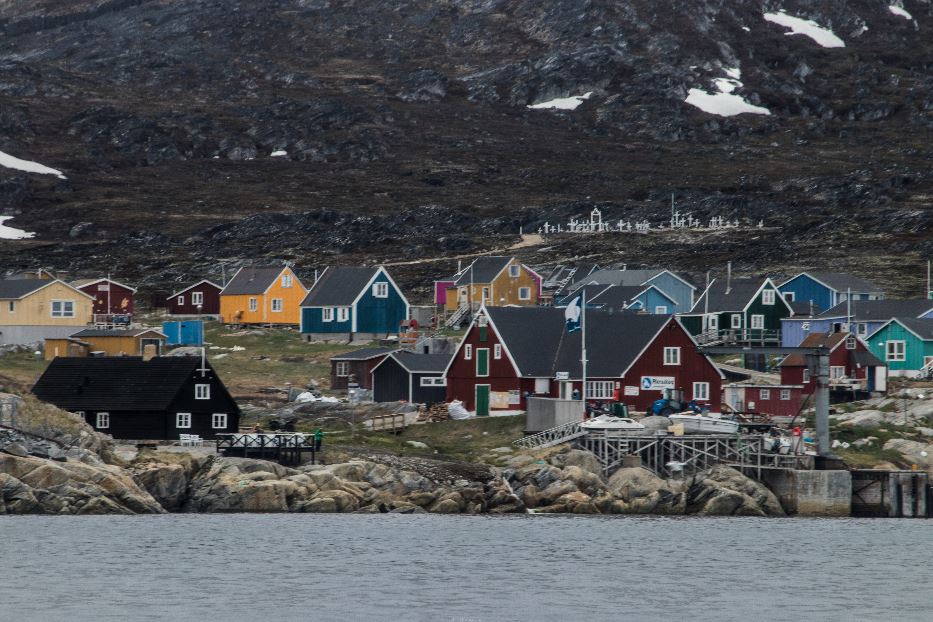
left=314, top=428, right=323, bottom=451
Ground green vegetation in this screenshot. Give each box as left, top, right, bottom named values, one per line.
left=0, top=350, right=48, bottom=390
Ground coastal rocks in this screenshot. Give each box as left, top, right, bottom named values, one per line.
left=130, top=451, right=210, bottom=512
left=832, top=410, right=920, bottom=428
left=883, top=439, right=933, bottom=471
left=686, top=466, right=785, bottom=517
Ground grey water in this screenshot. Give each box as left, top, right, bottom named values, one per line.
left=1, top=514, right=930, bottom=622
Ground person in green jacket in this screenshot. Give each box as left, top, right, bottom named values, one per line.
left=314, top=428, right=323, bottom=451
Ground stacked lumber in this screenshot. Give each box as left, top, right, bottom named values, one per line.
left=417, top=403, right=449, bottom=423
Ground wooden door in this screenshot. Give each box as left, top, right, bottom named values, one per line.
left=475, top=385, right=490, bottom=417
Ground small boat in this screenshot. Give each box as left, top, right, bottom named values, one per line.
left=581, top=414, right=646, bottom=434
left=668, top=413, right=740, bottom=435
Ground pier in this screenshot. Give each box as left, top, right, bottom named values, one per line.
left=215, top=433, right=318, bottom=466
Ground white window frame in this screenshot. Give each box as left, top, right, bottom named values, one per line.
left=886, top=340, right=905, bottom=362
left=271, top=298, right=283, bottom=312
left=177, top=295, right=185, bottom=306
left=494, top=344, right=502, bottom=359
left=481, top=287, right=490, bottom=302
left=857, top=323, right=867, bottom=336
left=464, top=344, right=473, bottom=360
left=759, top=389, right=771, bottom=401
left=803, top=368, right=810, bottom=383
left=655, top=306, right=668, bottom=315
left=373, top=282, right=389, bottom=298
left=762, top=290, right=775, bottom=305
left=282, top=274, right=293, bottom=288
left=585, top=381, right=614, bottom=399
left=780, top=389, right=791, bottom=401
left=663, top=347, right=681, bottom=366
left=212, top=413, right=228, bottom=429
left=509, top=265, right=520, bottom=278
left=784, top=291, right=795, bottom=302
left=420, top=377, right=447, bottom=387
left=731, top=314, right=742, bottom=329
left=195, top=384, right=210, bottom=400
left=335, top=361, right=350, bottom=377
left=692, top=382, right=709, bottom=401
left=96, top=412, right=110, bottom=429
left=51, top=300, right=75, bottom=318
left=846, top=336, right=857, bottom=350
left=176, top=412, right=192, bottom=429
left=830, top=366, right=846, bottom=380
left=337, top=307, right=349, bottom=322
left=7, top=300, right=14, bottom=313
left=192, top=291, right=203, bottom=306
left=248, top=297, right=258, bottom=312
left=322, top=307, right=334, bottom=322
left=750, top=314, right=765, bottom=329
left=707, top=314, right=718, bottom=330
left=518, top=287, right=531, bottom=301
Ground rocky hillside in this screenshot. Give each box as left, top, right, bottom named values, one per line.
left=0, top=0, right=931, bottom=297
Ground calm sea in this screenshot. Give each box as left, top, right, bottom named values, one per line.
left=1, top=514, right=930, bottom=621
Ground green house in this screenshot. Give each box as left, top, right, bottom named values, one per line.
left=866, top=317, right=933, bottom=378
left=679, top=277, right=792, bottom=344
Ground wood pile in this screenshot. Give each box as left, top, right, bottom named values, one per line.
left=417, top=403, right=449, bottom=423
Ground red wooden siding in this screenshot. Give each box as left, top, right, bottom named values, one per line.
left=78, top=281, right=135, bottom=316
left=167, top=283, right=222, bottom=315
left=445, top=322, right=524, bottom=410
left=780, top=338, right=871, bottom=394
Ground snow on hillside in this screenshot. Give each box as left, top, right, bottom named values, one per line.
left=763, top=11, right=845, bottom=48
left=0, top=149, right=66, bottom=179
left=0, top=216, right=35, bottom=240
left=888, top=5, right=912, bottom=20
left=685, top=68, right=770, bottom=117
left=528, top=92, right=593, bottom=111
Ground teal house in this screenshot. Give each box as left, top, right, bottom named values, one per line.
left=866, top=317, right=933, bottom=378
left=301, top=266, right=409, bottom=342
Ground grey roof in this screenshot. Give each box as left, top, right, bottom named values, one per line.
left=851, top=350, right=885, bottom=368
left=70, top=328, right=166, bottom=338
left=803, top=272, right=883, bottom=294
left=485, top=307, right=568, bottom=376
left=168, top=279, right=222, bottom=299
left=0, top=279, right=53, bottom=299
left=220, top=267, right=289, bottom=296
left=301, top=266, right=379, bottom=306
left=561, top=284, right=654, bottom=310
left=391, top=351, right=453, bottom=373
left=893, top=317, right=933, bottom=340
left=331, top=346, right=395, bottom=361
left=452, top=256, right=512, bottom=285
left=565, top=268, right=661, bottom=292
left=690, top=278, right=766, bottom=313
left=818, top=299, right=933, bottom=321
left=790, top=301, right=821, bottom=316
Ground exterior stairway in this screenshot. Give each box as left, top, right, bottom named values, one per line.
left=512, top=421, right=586, bottom=450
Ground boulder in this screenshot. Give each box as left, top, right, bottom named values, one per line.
left=883, top=439, right=933, bottom=470
left=429, top=498, right=461, bottom=514
left=607, top=467, right=668, bottom=500
left=687, top=466, right=784, bottom=517
left=548, top=449, right=603, bottom=477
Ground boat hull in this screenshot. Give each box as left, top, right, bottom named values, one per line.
left=669, top=414, right=740, bottom=435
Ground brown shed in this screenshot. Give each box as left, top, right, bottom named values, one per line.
left=330, top=347, right=394, bottom=391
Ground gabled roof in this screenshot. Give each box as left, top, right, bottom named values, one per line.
left=782, top=272, right=883, bottom=294
left=32, top=357, right=234, bottom=412
left=0, top=279, right=55, bottom=299
left=301, top=266, right=380, bottom=306
left=452, top=256, right=513, bottom=285
left=483, top=307, right=568, bottom=376
left=690, top=278, right=771, bottom=313
left=167, top=279, right=223, bottom=300
left=387, top=351, right=452, bottom=373
left=780, top=332, right=850, bottom=366
left=817, top=299, right=933, bottom=321
left=565, top=268, right=695, bottom=297
left=331, top=346, right=395, bottom=361
left=872, top=317, right=933, bottom=341
left=70, top=328, right=166, bottom=339
left=220, top=267, right=293, bottom=296
left=71, top=278, right=138, bottom=293
left=789, top=301, right=821, bottom=317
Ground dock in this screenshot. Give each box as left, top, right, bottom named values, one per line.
left=214, top=433, right=318, bottom=466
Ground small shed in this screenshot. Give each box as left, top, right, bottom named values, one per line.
left=330, top=347, right=394, bottom=391
left=45, top=328, right=166, bottom=360
left=163, top=320, right=204, bottom=346
left=372, top=351, right=452, bottom=405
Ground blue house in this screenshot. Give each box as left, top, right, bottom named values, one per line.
left=300, top=266, right=410, bottom=342
left=562, top=268, right=696, bottom=313
left=778, top=272, right=883, bottom=312
left=557, top=284, right=677, bottom=314
left=780, top=299, right=933, bottom=347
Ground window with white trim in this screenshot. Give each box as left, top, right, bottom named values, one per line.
left=663, top=347, right=681, bottom=366
left=759, top=389, right=771, bottom=400
left=509, top=265, right=520, bottom=278
left=373, top=282, right=388, bottom=298
left=212, top=413, right=228, bottom=429
left=481, top=287, right=490, bottom=302
left=248, top=297, right=258, bottom=312
left=96, top=412, right=110, bottom=429
left=803, top=368, right=810, bottom=383
left=335, top=361, right=349, bottom=377
left=518, top=287, right=531, bottom=301
left=176, top=413, right=191, bottom=429
left=655, top=306, right=668, bottom=314
left=51, top=300, right=75, bottom=318
left=420, top=377, right=447, bottom=386
left=337, top=307, right=349, bottom=322
left=886, top=340, right=905, bottom=362
left=271, top=298, right=283, bottom=312
left=784, top=292, right=795, bottom=302
left=464, top=344, right=473, bottom=360
left=195, top=384, right=210, bottom=400
left=692, top=382, right=709, bottom=401
left=177, top=295, right=185, bottom=306
left=857, top=323, right=867, bottom=336
left=731, top=314, right=742, bottom=329
left=585, top=381, right=614, bottom=399
left=780, top=389, right=791, bottom=401
left=494, top=344, right=502, bottom=359
left=707, top=314, right=718, bottom=330
left=830, top=366, right=846, bottom=380
left=750, top=314, right=764, bottom=329
left=7, top=301, right=14, bottom=313
left=846, top=336, right=856, bottom=350
left=322, top=307, right=333, bottom=322
left=282, top=274, right=293, bottom=288
left=192, top=292, right=203, bottom=306
left=762, top=290, right=775, bottom=305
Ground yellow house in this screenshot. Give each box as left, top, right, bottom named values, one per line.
left=0, top=279, right=93, bottom=345
left=219, top=266, right=307, bottom=325
left=44, top=328, right=166, bottom=360
left=443, top=256, right=541, bottom=312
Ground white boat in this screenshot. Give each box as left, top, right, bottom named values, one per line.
left=668, top=413, right=739, bottom=435
left=581, top=415, right=646, bottom=434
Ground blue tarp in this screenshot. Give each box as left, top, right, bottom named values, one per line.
left=163, top=320, right=204, bottom=346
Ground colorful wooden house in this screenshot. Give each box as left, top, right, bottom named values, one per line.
left=166, top=280, right=222, bottom=316
left=72, top=278, right=137, bottom=321
left=866, top=317, right=933, bottom=378
left=32, top=356, right=240, bottom=440
left=563, top=268, right=696, bottom=313
left=781, top=332, right=887, bottom=395
left=680, top=277, right=792, bottom=344
left=44, top=327, right=167, bottom=360
left=778, top=272, right=884, bottom=311
left=439, top=256, right=541, bottom=311
left=780, top=299, right=933, bottom=347
left=558, top=283, right=678, bottom=314
left=0, top=279, right=93, bottom=345
left=301, top=266, right=409, bottom=342
left=443, top=307, right=723, bottom=415
left=330, top=347, right=395, bottom=391
left=372, top=351, right=452, bottom=404
left=219, top=266, right=307, bottom=325
left=722, top=382, right=806, bottom=419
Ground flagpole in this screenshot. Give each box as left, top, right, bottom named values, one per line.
left=581, top=288, right=587, bottom=417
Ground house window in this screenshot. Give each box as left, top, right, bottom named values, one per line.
left=481, top=287, right=490, bottom=302
left=663, top=347, right=681, bottom=366
left=51, top=300, right=75, bottom=318
left=760, top=389, right=771, bottom=400
left=886, top=340, right=905, bottom=362
left=248, top=297, right=258, bottom=312
left=509, top=265, right=520, bottom=278
left=420, top=377, right=447, bottom=386
left=780, top=389, right=791, bottom=401
left=7, top=301, right=14, bottom=313
left=373, top=282, right=388, bottom=298
left=692, top=382, right=710, bottom=401
left=337, top=307, right=349, bottom=322
left=802, top=322, right=811, bottom=331
left=803, top=368, right=810, bottom=383
left=655, top=306, right=668, bottom=314
left=176, top=413, right=192, bottom=429
left=707, top=315, right=718, bottom=330
left=750, top=315, right=764, bottom=329
left=282, top=274, right=293, bottom=288
left=177, top=295, right=185, bottom=306
left=464, top=344, right=473, bottom=360
left=271, top=298, right=283, bottom=312
left=492, top=343, right=503, bottom=360
left=212, top=413, right=228, bottom=429
left=322, top=308, right=333, bottom=322
left=192, top=292, right=203, bottom=306
left=784, top=292, right=795, bottom=302
left=731, top=314, right=742, bottom=329
left=195, top=384, right=210, bottom=400
left=762, top=290, right=775, bottom=305
left=857, top=323, right=867, bottom=336
left=846, top=336, right=856, bottom=350
left=585, top=381, right=614, bottom=399
left=830, top=366, right=846, bottom=380
left=518, top=287, right=531, bottom=301
left=335, top=362, right=350, bottom=377
left=95, top=412, right=110, bottom=429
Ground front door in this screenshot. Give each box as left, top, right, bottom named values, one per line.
left=559, top=381, right=574, bottom=400
left=475, top=385, right=490, bottom=417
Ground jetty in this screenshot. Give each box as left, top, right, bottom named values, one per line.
left=214, top=432, right=318, bottom=466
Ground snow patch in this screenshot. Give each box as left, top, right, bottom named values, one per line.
left=0, top=216, right=35, bottom=240
left=685, top=89, right=770, bottom=117
left=527, top=92, right=593, bottom=111
left=270, top=150, right=288, bottom=157
left=763, top=11, right=845, bottom=48
left=0, top=149, right=66, bottom=179
left=889, top=5, right=912, bottom=20
left=741, top=26, right=751, bottom=32
left=724, top=67, right=741, bottom=80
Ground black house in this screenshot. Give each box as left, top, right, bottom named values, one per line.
left=371, top=351, right=451, bottom=405
left=32, top=356, right=240, bottom=440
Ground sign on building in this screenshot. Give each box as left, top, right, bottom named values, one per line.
left=640, top=376, right=675, bottom=391
left=624, top=386, right=640, bottom=396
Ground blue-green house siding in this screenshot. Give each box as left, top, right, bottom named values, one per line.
left=779, top=274, right=834, bottom=311
left=354, top=273, right=408, bottom=333
left=644, top=273, right=694, bottom=313
left=630, top=287, right=678, bottom=314
left=301, top=307, right=353, bottom=334
left=867, top=321, right=933, bottom=375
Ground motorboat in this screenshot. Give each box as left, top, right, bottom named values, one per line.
left=668, top=413, right=740, bottom=435
left=581, top=414, right=646, bottom=434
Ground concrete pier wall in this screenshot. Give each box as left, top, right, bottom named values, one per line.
left=761, top=470, right=852, bottom=517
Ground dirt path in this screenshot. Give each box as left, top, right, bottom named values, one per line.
left=382, top=234, right=544, bottom=267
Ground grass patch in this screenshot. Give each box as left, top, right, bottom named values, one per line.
left=0, top=351, right=49, bottom=390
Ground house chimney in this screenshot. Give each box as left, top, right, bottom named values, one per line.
left=142, top=344, right=157, bottom=362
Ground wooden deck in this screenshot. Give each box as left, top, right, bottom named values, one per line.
left=215, top=433, right=319, bottom=466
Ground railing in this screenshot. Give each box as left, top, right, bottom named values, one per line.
left=512, top=421, right=585, bottom=450
left=369, top=413, right=407, bottom=433
left=445, top=304, right=470, bottom=328
left=920, top=359, right=933, bottom=379
left=695, top=328, right=781, bottom=345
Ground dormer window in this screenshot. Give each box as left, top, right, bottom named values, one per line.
left=195, top=384, right=210, bottom=400
left=373, top=282, right=388, bottom=298
left=509, top=265, right=520, bottom=278
left=762, top=290, right=775, bottom=305
left=846, top=336, right=857, bottom=350
left=282, top=274, right=293, bottom=288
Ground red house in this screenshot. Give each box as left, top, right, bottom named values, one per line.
left=780, top=332, right=887, bottom=396
left=444, top=307, right=724, bottom=415
left=166, top=280, right=222, bottom=317
left=72, top=278, right=136, bottom=321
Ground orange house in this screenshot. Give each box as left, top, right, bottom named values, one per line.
left=443, top=256, right=541, bottom=312
left=219, top=266, right=307, bottom=325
